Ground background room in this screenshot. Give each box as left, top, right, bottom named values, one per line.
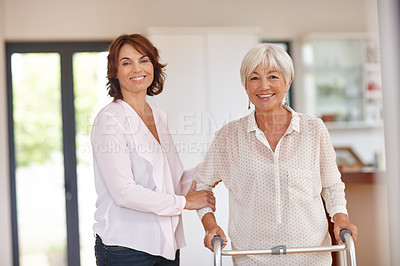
left=1, top=0, right=399, bottom=265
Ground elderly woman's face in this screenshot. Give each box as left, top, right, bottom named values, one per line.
left=246, top=65, right=289, bottom=113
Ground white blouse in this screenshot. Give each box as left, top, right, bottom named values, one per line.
left=195, top=107, right=348, bottom=266
left=91, top=100, right=192, bottom=260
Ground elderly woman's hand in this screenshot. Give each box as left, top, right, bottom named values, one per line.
left=202, top=213, right=228, bottom=252
left=333, top=213, right=358, bottom=244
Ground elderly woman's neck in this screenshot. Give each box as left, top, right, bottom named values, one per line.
left=254, top=107, right=291, bottom=133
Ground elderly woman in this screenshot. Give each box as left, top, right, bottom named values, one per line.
left=195, top=43, right=358, bottom=265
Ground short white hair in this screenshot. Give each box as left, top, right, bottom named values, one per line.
left=240, top=43, right=294, bottom=88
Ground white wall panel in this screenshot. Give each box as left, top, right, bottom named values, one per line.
left=148, top=27, right=260, bottom=266
left=378, top=0, right=400, bottom=265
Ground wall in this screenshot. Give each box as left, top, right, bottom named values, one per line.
left=344, top=180, right=390, bottom=266
left=147, top=29, right=260, bottom=265
left=4, top=0, right=368, bottom=41
left=378, top=0, right=400, bottom=264
left=0, top=1, right=381, bottom=266
left=0, top=0, right=13, bottom=265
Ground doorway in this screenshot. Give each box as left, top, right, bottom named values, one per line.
left=6, top=42, right=110, bottom=266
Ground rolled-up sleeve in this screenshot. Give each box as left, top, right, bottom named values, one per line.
left=195, top=130, right=227, bottom=220
left=318, top=119, right=348, bottom=220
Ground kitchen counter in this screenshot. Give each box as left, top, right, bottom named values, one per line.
left=340, top=168, right=385, bottom=183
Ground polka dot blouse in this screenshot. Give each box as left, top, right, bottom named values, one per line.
left=195, top=107, right=348, bottom=266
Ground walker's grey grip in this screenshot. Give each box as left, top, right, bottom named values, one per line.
left=340, top=229, right=352, bottom=242
left=212, top=236, right=224, bottom=247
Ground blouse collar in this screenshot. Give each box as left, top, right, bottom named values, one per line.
left=116, top=99, right=160, bottom=125
left=247, top=105, right=300, bottom=134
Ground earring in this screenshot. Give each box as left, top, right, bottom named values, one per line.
left=248, top=100, right=251, bottom=110
left=284, top=93, right=289, bottom=106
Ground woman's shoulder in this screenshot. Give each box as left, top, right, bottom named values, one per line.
left=296, top=112, right=327, bottom=131
left=94, top=100, right=127, bottom=123
left=215, top=115, right=249, bottom=136
left=297, top=112, right=322, bottom=122
left=99, top=100, right=124, bottom=112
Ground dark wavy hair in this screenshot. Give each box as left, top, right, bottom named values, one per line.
left=106, top=34, right=167, bottom=100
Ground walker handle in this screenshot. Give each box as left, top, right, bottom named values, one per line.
left=212, top=236, right=224, bottom=247
left=340, top=229, right=352, bottom=242
left=212, top=236, right=224, bottom=266
left=340, top=229, right=357, bottom=266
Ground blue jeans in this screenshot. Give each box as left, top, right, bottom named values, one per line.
left=95, top=235, right=180, bottom=266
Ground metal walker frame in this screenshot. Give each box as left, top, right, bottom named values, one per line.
left=212, top=229, right=356, bottom=266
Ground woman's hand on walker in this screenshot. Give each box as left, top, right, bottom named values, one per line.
left=333, top=213, right=358, bottom=244
left=184, top=181, right=215, bottom=211
left=202, top=213, right=228, bottom=252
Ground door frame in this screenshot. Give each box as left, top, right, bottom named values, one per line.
left=6, top=41, right=110, bottom=266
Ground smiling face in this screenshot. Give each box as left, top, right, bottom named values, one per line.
left=246, top=64, right=291, bottom=113
left=116, top=44, right=154, bottom=98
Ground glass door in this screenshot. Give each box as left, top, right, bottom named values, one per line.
left=11, top=52, right=67, bottom=266
left=7, top=42, right=110, bottom=266
left=72, top=51, right=110, bottom=266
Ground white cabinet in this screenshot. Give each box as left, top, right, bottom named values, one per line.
left=302, top=33, right=382, bottom=128
left=300, top=33, right=385, bottom=168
